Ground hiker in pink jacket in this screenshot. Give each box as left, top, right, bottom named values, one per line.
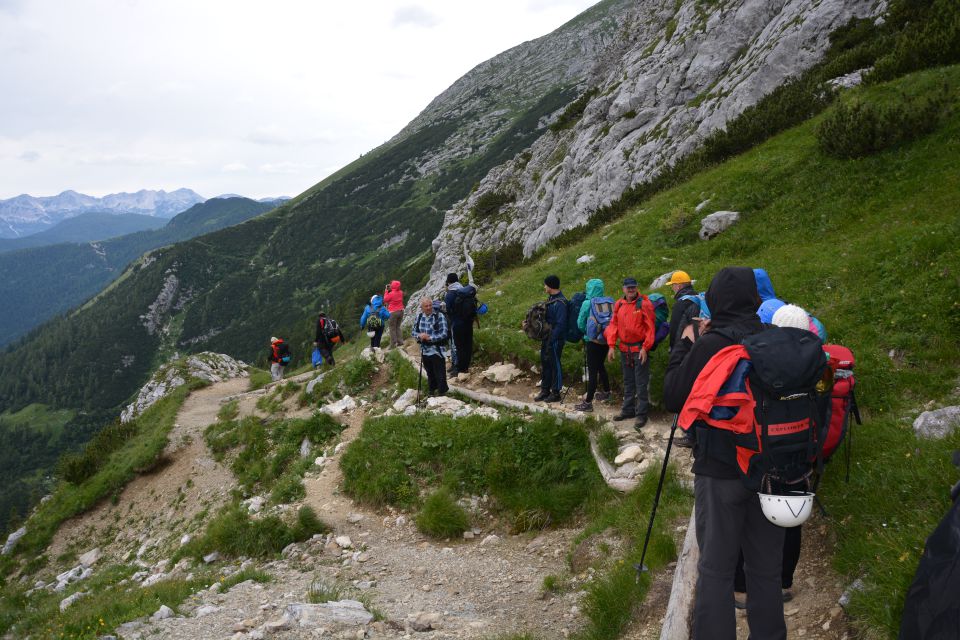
left=383, top=280, right=405, bottom=348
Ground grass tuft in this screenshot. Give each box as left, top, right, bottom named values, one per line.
left=416, top=489, right=470, bottom=538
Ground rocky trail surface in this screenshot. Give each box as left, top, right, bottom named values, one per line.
left=37, top=345, right=858, bottom=639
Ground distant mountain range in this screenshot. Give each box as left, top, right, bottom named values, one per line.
left=0, top=197, right=277, bottom=346
left=0, top=190, right=291, bottom=239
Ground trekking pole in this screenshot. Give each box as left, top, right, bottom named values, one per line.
left=416, top=354, right=424, bottom=409
left=635, top=413, right=680, bottom=582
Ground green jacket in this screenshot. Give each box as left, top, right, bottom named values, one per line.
left=577, top=278, right=606, bottom=342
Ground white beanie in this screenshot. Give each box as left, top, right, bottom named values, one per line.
left=772, top=304, right=811, bottom=331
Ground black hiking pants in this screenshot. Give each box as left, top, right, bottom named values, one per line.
left=693, top=475, right=786, bottom=640
left=540, top=338, right=564, bottom=393
left=369, top=326, right=384, bottom=349
left=735, top=525, right=802, bottom=592
left=452, top=322, right=473, bottom=373
left=422, top=353, right=448, bottom=395
left=585, top=341, right=610, bottom=402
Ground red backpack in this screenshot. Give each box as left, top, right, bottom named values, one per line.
left=820, top=344, right=862, bottom=479
left=679, top=327, right=829, bottom=491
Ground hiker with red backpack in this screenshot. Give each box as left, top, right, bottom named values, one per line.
left=664, top=266, right=830, bottom=640
left=269, top=336, right=291, bottom=382
left=606, top=277, right=656, bottom=429
left=574, top=278, right=612, bottom=412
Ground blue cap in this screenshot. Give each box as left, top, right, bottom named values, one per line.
left=622, top=277, right=638, bottom=287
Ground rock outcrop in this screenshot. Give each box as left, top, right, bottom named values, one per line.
left=120, top=352, right=247, bottom=423
left=421, top=0, right=883, bottom=298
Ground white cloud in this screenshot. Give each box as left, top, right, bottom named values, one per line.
left=0, top=0, right=599, bottom=200
left=392, top=5, right=440, bottom=28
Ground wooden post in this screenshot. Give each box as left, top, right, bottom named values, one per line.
left=659, top=509, right=698, bottom=640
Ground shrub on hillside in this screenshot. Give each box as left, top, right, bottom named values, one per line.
left=471, top=191, right=516, bottom=219
left=816, top=90, right=948, bottom=158
left=870, top=0, right=960, bottom=83
left=57, top=420, right=138, bottom=484
left=549, top=88, right=599, bottom=133
left=416, top=489, right=470, bottom=538
left=179, top=504, right=326, bottom=560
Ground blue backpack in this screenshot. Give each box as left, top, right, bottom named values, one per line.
left=565, top=292, right=587, bottom=343
left=585, top=296, right=615, bottom=342
left=679, top=292, right=711, bottom=320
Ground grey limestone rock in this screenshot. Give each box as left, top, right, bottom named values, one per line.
left=913, top=406, right=960, bottom=440
left=417, top=0, right=884, bottom=304
left=699, top=211, right=741, bottom=240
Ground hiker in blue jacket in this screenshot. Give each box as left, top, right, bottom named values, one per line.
left=574, top=278, right=611, bottom=412
left=535, top=275, right=567, bottom=403
left=360, top=295, right=390, bottom=349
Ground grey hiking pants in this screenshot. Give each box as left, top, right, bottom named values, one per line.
left=693, top=475, right=786, bottom=640
left=388, top=310, right=404, bottom=348
left=619, top=350, right=650, bottom=418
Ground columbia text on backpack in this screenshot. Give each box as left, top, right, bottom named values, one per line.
left=524, top=300, right=558, bottom=341
left=679, top=327, right=829, bottom=491
left=585, top=296, right=615, bottom=342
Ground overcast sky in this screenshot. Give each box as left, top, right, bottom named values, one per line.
left=0, top=0, right=599, bottom=200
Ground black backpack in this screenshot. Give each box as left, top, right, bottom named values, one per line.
left=321, top=317, right=341, bottom=342
left=565, top=292, right=586, bottom=343
left=275, top=341, right=291, bottom=365
left=737, top=327, right=829, bottom=491
left=452, top=285, right=478, bottom=321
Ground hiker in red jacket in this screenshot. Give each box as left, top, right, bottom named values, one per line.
left=605, top=277, right=656, bottom=430
left=383, top=280, right=405, bottom=348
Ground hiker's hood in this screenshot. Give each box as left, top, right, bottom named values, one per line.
left=370, top=295, right=383, bottom=308
left=585, top=278, right=605, bottom=299
left=706, top=267, right=761, bottom=327
left=390, top=280, right=401, bottom=290
left=753, top=268, right=777, bottom=302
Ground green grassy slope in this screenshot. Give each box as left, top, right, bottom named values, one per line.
left=464, top=66, right=959, bottom=636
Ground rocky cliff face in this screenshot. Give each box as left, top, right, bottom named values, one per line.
left=421, top=0, right=884, bottom=297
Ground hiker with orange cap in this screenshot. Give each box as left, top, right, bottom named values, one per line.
left=665, top=270, right=703, bottom=352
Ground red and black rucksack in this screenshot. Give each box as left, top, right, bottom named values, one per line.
left=680, top=326, right=829, bottom=491
left=820, top=344, right=862, bottom=479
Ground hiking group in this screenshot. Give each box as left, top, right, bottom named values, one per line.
left=525, top=266, right=856, bottom=640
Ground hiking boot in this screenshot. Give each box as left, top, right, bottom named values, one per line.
left=533, top=390, right=550, bottom=402
left=594, top=391, right=611, bottom=402
left=633, top=416, right=648, bottom=432
left=544, top=392, right=562, bottom=403
left=574, top=401, right=593, bottom=412
left=782, top=588, right=794, bottom=603
left=613, top=411, right=636, bottom=421
left=675, top=433, right=695, bottom=449
left=734, top=593, right=747, bottom=610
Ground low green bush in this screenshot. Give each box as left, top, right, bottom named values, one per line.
left=341, top=412, right=608, bottom=530
left=816, top=89, right=948, bottom=158
left=248, top=368, right=272, bottom=391
left=471, top=191, right=516, bottom=219
left=56, top=420, right=138, bottom=484
left=549, top=87, right=599, bottom=133
left=416, top=489, right=470, bottom=538
left=179, top=504, right=327, bottom=560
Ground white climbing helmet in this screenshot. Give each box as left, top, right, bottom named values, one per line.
left=758, top=491, right=815, bottom=527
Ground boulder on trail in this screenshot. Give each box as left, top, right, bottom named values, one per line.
left=286, top=600, right=374, bottom=627
left=321, top=395, right=357, bottom=416
left=393, top=388, right=418, bottom=412
left=482, top=363, right=523, bottom=383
